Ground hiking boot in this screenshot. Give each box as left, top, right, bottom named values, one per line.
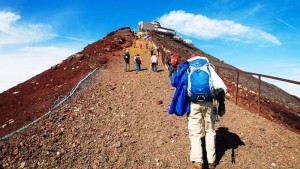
left=191, top=162, right=203, bottom=169
left=208, top=163, right=215, bottom=169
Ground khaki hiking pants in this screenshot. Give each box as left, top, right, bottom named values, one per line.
left=125, top=62, right=130, bottom=71
left=188, top=101, right=216, bottom=164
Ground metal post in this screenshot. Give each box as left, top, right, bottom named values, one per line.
left=235, top=72, right=239, bottom=105
left=258, top=76, right=261, bottom=115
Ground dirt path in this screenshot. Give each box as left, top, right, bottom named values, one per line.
left=1, top=38, right=300, bottom=169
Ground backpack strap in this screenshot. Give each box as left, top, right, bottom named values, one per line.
left=188, top=63, right=210, bottom=75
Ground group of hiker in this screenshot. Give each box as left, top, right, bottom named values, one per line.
left=123, top=43, right=227, bottom=169
left=123, top=47, right=160, bottom=73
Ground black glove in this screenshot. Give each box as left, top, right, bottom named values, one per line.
left=214, top=89, right=226, bottom=117
left=218, top=104, right=225, bottom=117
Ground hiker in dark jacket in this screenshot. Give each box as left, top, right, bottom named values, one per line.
left=150, top=48, right=154, bottom=56
left=124, top=49, right=130, bottom=72
left=134, top=54, right=142, bottom=73
left=156, top=45, right=160, bottom=56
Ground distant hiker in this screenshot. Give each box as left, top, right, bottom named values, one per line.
left=150, top=53, right=158, bottom=72
left=156, top=45, right=160, bottom=56
left=166, top=54, right=172, bottom=73
left=124, top=50, right=130, bottom=72
left=150, top=48, right=154, bottom=56
left=168, top=55, right=227, bottom=169
left=134, top=54, right=142, bottom=73
left=146, top=43, right=149, bottom=49
left=139, top=43, right=142, bottom=49
left=167, top=54, right=179, bottom=78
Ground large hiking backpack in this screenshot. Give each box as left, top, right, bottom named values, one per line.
left=171, top=55, right=178, bottom=67
left=187, top=57, right=213, bottom=102
left=135, top=56, right=141, bottom=64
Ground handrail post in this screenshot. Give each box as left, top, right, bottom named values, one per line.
left=235, top=72, right=239, bottom=105
left=258, top=76, right=261, bottom=116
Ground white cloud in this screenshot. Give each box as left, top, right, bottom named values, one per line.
left=0, top=11, right=20, bottom=33
left=291, top=68, right=300, bottom=75
left=158, top=10, right=281, bottom=45
left=0, top=46, right=78, bottom=93
left=0, top=11, right=53, bottom=45
left=184, top=39, right=192, bottom=43
left=264, top=77, right=300, bottom=98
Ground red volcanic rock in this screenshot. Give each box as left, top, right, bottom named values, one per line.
left=0, top=27, right=134, bottom=138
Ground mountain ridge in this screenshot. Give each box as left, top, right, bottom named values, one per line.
left=0, top=27, right=300, bottom=168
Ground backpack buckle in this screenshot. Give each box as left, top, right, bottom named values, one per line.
left=197, top=95, right=205, bottom=102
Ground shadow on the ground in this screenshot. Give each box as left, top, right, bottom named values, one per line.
left=200, top=127, right=244, bottom=168
left=138, top=68, right=148, bottom=71
left=215, top=127, right=245, bottom=165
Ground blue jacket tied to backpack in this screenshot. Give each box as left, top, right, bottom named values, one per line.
left=169, top=56, right=227, bottom=116
left=168, top=62, right=190, bottom=116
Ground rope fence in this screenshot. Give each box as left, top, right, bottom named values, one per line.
left=0, top=68, right=99, bottom=141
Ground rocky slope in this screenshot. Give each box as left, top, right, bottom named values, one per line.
left=0, top=27, right=134, bottom=137
left=0, top=28, right=300, bottom=168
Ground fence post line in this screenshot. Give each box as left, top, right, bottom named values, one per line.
left=235, top=71, right=239, bottom=105
left=258, top=75, right=261, bottom=116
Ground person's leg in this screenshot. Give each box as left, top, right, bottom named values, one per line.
left=174, top=67, right=177, bottom=73
left=171, top=67, right=176, bottom=76
left=168, top=66, right=173, bottom=77
left=188, top=102, right=205, bottom=164
left=125, top=62, right=129, bottom=71
left=202, top=102, right=216, bottom=166
left=135, top=63, right=139, bottom=72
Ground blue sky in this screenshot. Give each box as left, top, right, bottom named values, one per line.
left=0, top=0, right=299, bottom=97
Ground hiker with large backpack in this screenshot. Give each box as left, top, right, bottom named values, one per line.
left=134, top=54, right=142, bottom=73
left=124, top=49, right=130, bottom=72
left=168, top=54, right=227, bottom=169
